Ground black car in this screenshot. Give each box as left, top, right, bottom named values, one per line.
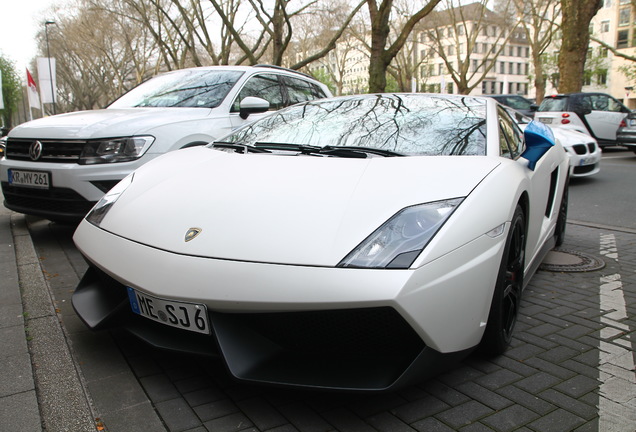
left=490, top=94, right=537, bottom=118
left=535, top=92, right=630, bottom=148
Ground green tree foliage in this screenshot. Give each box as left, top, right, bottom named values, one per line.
left=0, top=55, right=22, bottom=129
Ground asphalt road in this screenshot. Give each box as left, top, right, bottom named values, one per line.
left=568, top=147, right=636, bottom=231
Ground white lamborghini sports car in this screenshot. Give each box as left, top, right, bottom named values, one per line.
left=72, top=94, right=569, bottom=391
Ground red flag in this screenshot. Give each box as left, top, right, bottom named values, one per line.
left=26, top=68, right=41, bottom=109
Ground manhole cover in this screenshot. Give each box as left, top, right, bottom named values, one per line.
left=540, top=249, right=605, bottom=272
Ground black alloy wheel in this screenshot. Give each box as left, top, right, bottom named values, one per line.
left=481, top=205, right=526, bottom=356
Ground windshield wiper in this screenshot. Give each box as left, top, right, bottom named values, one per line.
left=211, top=142, right=271, bottom=154
left=254, top=142, right=323, bottom=154
left=253, top=142, right=403, bottom=158
left=321, top=145, right=404, bottom=157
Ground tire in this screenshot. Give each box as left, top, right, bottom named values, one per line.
left=480, top=205, right=525, bottom=356
left=555, top=181, right=569, bottom=247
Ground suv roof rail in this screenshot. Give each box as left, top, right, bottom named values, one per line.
left=253, top=64, right=314, bottom=80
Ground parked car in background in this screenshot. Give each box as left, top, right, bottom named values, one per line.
left=0, top=65, right=331, bottom=222
left=535, top=92, right=629, bottom=147
left=72, top=94, right=569, bottom=391
left=616, top=111, right=636, bottom=153
left=490, top=94, right=537, bottom=117
left=506, top=107, right=601, bottom=178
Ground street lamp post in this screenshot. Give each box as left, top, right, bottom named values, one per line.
left=44, top=20, right=56, bottom=115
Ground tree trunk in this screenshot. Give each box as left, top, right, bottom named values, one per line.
left=533, top=51, right=546, bottom=104
left=366, top=0, right=440, bottom=93
left=558, top=0, right=602, bottom=93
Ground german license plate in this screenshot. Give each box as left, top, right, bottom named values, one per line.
left=8, top=169, right=50, bottom=189
left=538, top=118, right=552, bottom=124
left=579, top=157, right=593, bottom=166
left=127, top=288, right=210, bottom=334
left=629, top=119, right=636, bottom=126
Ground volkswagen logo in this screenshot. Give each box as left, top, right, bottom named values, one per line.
left=185, top=228, right=202, bottom=242
left=29, top=141, right=43, bottom=161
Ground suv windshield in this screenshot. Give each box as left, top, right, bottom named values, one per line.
left=109, top=69, right=244, bottom=109
left=220, top=94, right=487, bottom=156
left=538, top=97, right=568, bottom=112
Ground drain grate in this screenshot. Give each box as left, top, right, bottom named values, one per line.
left=539, top=249, right=605, bottom=273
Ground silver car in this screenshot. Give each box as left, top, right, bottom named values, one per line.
left=616, top=111, right=636, bottom=153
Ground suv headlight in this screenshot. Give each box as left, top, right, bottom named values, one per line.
left=86, top=174, right=134, bottom=226
left=338, top=198, right=463, bottom=269
left=79, top=136, right=154, bottom=165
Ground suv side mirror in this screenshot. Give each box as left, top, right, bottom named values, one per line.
left=239, top=97, right=270, bottom=119
left=521, top=121, right=555, bottom=171
left=530, top=104, right=538, bottom=112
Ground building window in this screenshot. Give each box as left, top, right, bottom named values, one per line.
left=619, top=7, right=630, bottom=26
left=458, top=25, right=465, bottom=35
left=601, top=20, right=610, bottom=32
left=598, top=70, right=608, bottom=85
left=617, top=29, right=629, bottom=48
left=500, top=62, right=505, bottom=74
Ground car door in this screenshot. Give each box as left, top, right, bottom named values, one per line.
left=499, top=108, right=559, bottom=263
left=229, top=73, right=285, bottom=130
left=581, top=94, right=628, bottom=141
left=282, top=76, right=329, bottom=105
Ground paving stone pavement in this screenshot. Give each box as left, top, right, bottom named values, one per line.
left=3, top=212, right=636, bottom=431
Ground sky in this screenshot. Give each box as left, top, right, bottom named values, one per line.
left=0, top=0, right=66, bottom=78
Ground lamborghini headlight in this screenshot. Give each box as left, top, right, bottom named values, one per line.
left=338, top=198, right=463, bottom=269
left=86, top=173, right=134, bottom=226
left=79, top=136, right=154, bottom=165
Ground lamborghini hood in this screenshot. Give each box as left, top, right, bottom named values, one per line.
left=95, top=147, right=500, bottom=266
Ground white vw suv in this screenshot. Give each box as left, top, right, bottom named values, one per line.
left=0, top=65, right=331, bottom=222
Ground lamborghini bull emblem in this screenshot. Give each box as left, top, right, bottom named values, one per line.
left=185, top=228, right=202, bottom=242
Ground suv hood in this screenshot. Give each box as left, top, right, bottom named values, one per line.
left=9, top=108, right=213, bottom=140
left=97, top=147, right=499, bottom=267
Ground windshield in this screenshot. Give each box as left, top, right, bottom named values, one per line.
left=108, top=69, right=244, bottom=109
left=219, top=94, right=487, bottom=156
left=538, top=97, right=568, bottom=112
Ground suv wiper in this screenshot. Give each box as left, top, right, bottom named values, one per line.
left=253, top=142, right=403, bottom=158
left=211, top=142, right=271, bottom=154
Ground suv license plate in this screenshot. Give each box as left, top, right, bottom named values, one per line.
left=538, top=118, right=552, bottom=124
left=127, top=287, right=210, bottom=334
left=8, top=169, right=50, bottom=189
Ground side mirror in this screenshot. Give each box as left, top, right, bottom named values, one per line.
left=529, top=104, right=538, bottom=112
left=239, top=96, right=270, bottom=119
left=521, top=121, right=555, bottom=171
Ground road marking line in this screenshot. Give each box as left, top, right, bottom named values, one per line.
left=598, top=234, right=636, bottom=430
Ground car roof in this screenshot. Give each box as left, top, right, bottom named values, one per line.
left=160, top=64, right=318, bottom=81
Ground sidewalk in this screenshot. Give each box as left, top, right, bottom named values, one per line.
left=0, top=206, right=97, bottom=431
